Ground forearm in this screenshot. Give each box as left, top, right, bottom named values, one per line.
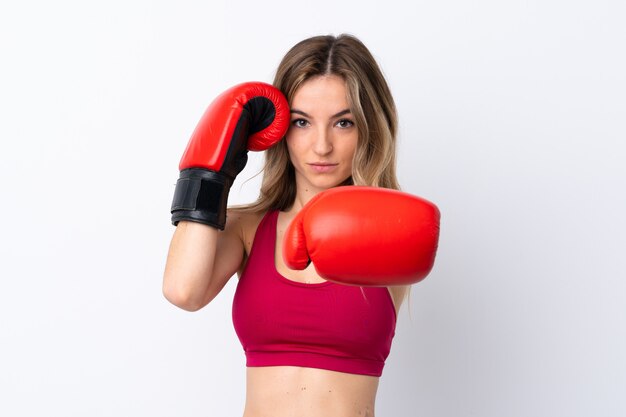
left=163, top=220, right=219, bottom=311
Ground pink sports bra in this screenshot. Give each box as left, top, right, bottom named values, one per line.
left=232, top=210, right=397, bottom=377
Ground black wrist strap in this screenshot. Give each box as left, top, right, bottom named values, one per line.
left=170, top=169, right=233, bottom=230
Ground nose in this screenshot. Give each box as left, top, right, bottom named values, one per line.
left=313, top=127, right=333, bottom=156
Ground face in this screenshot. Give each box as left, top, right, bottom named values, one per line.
left=286, top=75, right=358, bottom=194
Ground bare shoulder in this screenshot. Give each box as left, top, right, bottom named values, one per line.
left=387, top=285, right=411, bottom=315
left=227, top=208, right=266, bottom=257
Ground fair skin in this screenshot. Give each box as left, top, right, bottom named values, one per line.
left=163, top=75, right=409, bottom=417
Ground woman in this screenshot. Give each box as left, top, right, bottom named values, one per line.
left=163, top=34, right=438, bottom=417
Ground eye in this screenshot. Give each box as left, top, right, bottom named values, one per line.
left=336, top=119, right=355, bottom=129
left=291, top=118, right=309, bottom=128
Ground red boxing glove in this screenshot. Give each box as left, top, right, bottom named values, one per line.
left=283, top=186, right=440, bottom=286
left=171, top=82, right=289, bottom=229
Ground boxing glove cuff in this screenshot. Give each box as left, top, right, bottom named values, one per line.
left=170, top=168, right=233, bottom=229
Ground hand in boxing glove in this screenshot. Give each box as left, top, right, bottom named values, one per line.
left=171, top=82, right=289, bottom=229
left=282, top=186, right=440, bottom=286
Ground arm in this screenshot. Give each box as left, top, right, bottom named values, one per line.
left=162, top=211, right=244, bottom=312
left=162, top=82, right=289, bottom=311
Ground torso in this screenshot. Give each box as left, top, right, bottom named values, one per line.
left=235, top=209, right=409, bottom=417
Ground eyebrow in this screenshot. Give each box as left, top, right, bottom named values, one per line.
left=290, top=108, right=352, bottom=118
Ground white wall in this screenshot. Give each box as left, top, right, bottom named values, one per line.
left=1, top=1, right=624, bottom=416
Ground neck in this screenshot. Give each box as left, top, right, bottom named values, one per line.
left=288, top=189, right=318, bottom=214
left=287, top=180, right=324, bottom=215
left=287, top=177, right=353, bottom=215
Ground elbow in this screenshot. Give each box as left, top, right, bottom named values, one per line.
left=162, top=280, right=208, bottom=312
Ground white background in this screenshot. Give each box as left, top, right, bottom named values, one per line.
left=1, top=1, right=625, bottom=416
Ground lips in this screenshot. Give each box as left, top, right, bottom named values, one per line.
left=308, top=162, right=338, bottom=173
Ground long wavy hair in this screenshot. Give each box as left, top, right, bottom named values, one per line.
left=236, top=33, right=400, bottom=214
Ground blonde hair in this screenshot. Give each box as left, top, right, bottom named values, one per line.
left=238, top=33, right=399, bottom=213
left=235, top=34, right=411, bottom=309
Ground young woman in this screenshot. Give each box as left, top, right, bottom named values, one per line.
left=163, top=34, right=439, bottom=417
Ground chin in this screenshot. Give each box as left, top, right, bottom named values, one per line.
left=309, top=176, right=352, bottom=191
